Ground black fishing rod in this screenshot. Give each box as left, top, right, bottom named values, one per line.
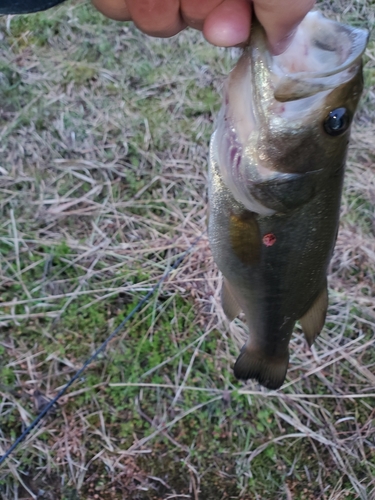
left=0, top=0, right=67, bottom=15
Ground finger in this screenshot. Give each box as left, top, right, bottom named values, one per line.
left=91, top=0, right=131, bottom=21
left=126, top=0, right=186, bottom=37
left=203, top=0, right=251, bottom=47
left=180, top=0, right=223, bottom=31
left=253, top=0, right=316, bottom=54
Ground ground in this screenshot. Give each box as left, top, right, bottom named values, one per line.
left=0, top=0, right=375, bottom=498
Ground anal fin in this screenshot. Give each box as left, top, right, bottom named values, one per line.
left=221, top=278, right=241, bottom=321
left=299, top=281, right=328, bottom=347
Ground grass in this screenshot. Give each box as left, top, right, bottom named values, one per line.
left=0, top=0, right=375, bottom=498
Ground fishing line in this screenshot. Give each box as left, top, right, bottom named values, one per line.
left=0, top=232, right=205, bottom=465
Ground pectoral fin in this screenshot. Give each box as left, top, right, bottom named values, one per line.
left=299, top=282, right=328, bottom=347
left=221, top=278, right=241, bottom=321
left=229, top=211, right=261, bottom=265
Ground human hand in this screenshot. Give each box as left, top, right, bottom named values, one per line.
left=91, top=0, right=315, bottom=53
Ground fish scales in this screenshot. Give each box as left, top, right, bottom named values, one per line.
left=208, top=11, right=368, bottom=390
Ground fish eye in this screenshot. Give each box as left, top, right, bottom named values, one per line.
left=324, top=108, right=350, bottom=136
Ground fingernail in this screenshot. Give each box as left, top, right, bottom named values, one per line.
left=270, top=30, right=296, bottom=55
left=205, top=24, right=249, bottom=47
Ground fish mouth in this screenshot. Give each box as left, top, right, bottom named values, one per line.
left=214, top=10, right=368, bottom=216
left=271, top=11, right=369, bottom=102
left=219, top=10, right=368, bottom=153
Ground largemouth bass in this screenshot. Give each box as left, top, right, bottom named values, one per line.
left=208, top=11, right=368, bottom=390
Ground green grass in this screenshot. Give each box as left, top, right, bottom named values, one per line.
left=0, top=0, right=375, bottom=499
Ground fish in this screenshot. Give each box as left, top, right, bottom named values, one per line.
left=208, top=11, right=368, bottom=390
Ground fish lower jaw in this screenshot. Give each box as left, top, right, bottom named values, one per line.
left=228, top=184, right=276, bottom=216
left=211, top=132, right=276, bottom=216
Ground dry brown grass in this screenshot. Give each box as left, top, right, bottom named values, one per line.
left=0, top=0, right=374, bottom=499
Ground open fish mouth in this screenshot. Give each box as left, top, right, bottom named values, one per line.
left=272, top=11, right=369, bottom=101
left=214, top=11, right=368, bottom=216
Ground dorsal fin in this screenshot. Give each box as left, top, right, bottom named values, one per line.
left=299, top=282, right=328, bottom=347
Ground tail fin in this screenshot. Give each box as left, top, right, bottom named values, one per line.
left=233, top=344, right=289, bottom=390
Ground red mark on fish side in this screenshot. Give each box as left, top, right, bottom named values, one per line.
left=263, top=233, right=276, bottom=247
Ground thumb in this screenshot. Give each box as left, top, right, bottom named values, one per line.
left=253, top=0, right=315, bottom=54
